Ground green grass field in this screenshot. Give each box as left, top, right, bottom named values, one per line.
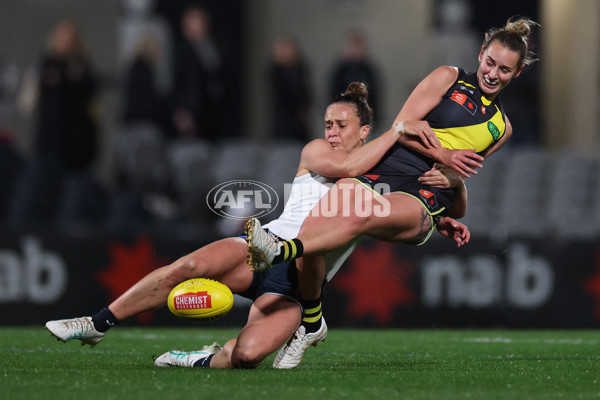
left=1, top=327, right=599, bottom=399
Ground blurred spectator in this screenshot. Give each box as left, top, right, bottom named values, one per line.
left=429, top=0, right=480, bottom=72
left=330, top=30, right=379, bottom=126
left=121, top=32, right=173, bottom=135
left=118, top=0, right=174, bottom=136
left=119, top=0, right=172, bottom=97
left=21, top=20, right=100, bottom=173
left=268, top=35, right=312, bottom=142
left=0, top=59, right=20, bottom=137
left=0, top=130, right=24, bottom=221
left=171, top=5, right=227, bottom=141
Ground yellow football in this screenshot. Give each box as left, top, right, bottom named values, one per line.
left=167, top=278, right=234, bottom=321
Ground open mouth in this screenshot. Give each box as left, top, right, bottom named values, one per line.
left=483, top=76, right=499, bottom=88
left=328, top=139, right=341, bottom=147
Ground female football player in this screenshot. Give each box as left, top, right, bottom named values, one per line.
left=245, top=17, right=539, bottom=366
left=46, top=82, right=471, bottom=369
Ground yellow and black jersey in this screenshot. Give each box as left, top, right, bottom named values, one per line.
left=426, top=68, right=506, bottom=152
left=369, top=67, right=506, bottom=178
left=364, top=67, right=506, bottom=215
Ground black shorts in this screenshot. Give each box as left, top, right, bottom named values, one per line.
left=235, top=259, right=300, bottom=304
left=353, top=173, right=454, bottom=213
left=352, top=173, right=454, bottom=245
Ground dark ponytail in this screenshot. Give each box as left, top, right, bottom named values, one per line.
left=330, top=82, right=374, bottom=128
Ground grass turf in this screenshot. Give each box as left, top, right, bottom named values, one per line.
left=1, top=327, right=599, bottom=399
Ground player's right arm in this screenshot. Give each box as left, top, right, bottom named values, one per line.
left=297, top=127, right=400, bottom=178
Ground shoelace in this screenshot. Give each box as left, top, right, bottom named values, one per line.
left=287, top=331, right=308, bottom=354
left=64, top=318, right=94, bottom=333
left=171, top=351, right=192, bottom=360
left=262, top=230, right=281, bottom=255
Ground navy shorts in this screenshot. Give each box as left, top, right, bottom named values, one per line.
left=235, top=259, right=300, bottom=303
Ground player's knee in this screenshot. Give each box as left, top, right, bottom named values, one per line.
left=231, top=343, right=262, bottom=369
left=166, top=256, right=202, bottom=283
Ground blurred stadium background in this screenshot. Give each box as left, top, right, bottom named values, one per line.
left=0, top=0, right=599, bottom=329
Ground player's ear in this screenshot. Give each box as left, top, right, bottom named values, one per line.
left=478, top=46, right=485, bottom=63
left=514, top=64, right=525, bottom=78
left=360, top=125, right=370, bottom=141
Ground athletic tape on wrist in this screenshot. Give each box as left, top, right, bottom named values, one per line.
left=394, top=121, right=405, bottom=135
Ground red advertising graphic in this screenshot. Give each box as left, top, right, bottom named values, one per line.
left=173, top=291, right=212, bottom=310
left=333, top=242, right=415, bottom=325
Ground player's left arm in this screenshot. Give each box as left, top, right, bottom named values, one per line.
left=418, top=164, right=467, bottom=219
left=447, top=180, right=467, bottom=219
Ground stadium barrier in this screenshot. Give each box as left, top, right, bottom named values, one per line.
left=1, top=230, right=599, bottom=328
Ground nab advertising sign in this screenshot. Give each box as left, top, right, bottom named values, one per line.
left=1, top=230, right=599, bottom=328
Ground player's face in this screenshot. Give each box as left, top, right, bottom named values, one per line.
left=477, top=40, right=524, bottom=100
left=324, top=103, right=369, bottom=152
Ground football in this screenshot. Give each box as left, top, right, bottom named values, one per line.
left=167, top=278, right=234, bottom=321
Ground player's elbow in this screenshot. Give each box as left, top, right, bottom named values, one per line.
left=447, top=207, right=465, bottom=219
left=448, top=208, right=465, bottom=219
left=346, top=167, right=364, bottom=178
left=336, top=158, right=368, bottom=178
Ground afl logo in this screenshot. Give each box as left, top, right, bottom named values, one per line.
left=206, top=180, right=279, bottom=220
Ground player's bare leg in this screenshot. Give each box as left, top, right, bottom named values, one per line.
left=295, top=182, right=426, bottom=256
left=47, top=237, right=254, bottom=345
left=246, top=179, right=424, bottom=272
left=210, top=294, right=301, bottom=369
left=109, top=237, right=252, bottom=320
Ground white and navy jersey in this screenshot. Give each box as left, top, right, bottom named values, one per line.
left=263, top=172, right=361, bottom=283
left=264, top=172, right=334, bottom=239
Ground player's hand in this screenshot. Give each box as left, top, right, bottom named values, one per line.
left=400, top=120, right=441, bottom=149
left=418, top=164, right=465, bottom=189
left=418, top=164, right=451, bottom=188
left=436, top=216, right=470, bottom=247
left=437, top=148, right=483, bottom=178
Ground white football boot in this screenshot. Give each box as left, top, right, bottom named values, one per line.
left=273, top=318, right=328, bottom=369
left=45, top=316, right=105, bottom=346
left=245, top=218, right=281, bottom=272
left=154, top=342, right=223, bottom=368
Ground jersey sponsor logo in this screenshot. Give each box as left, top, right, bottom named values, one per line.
left=450, top=91, right=477, bottom=116
left=450, top=91, right=466, bottom=105
left=487, top=121, right=501, bottom=140
left=457, top=80, right=477, bottom=91
left=419, top=189, right=434, bottom=199
left=419, top=189, right=438, bottom=208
